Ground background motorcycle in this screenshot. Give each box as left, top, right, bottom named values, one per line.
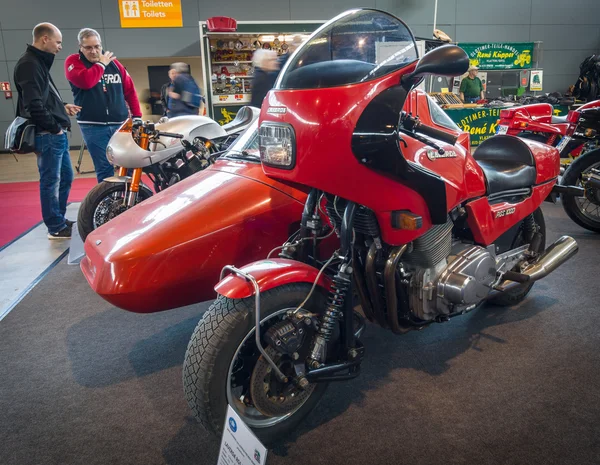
left=498, top=102, right=600, bottom=232
left=496, top=100, right=600, bottom=165
left=77, top=107, right=259, bottom=240
left=182, top=9, right=578, bottom=443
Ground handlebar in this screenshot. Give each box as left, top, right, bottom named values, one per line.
left=401, top=113, right=458, bottom=147
left=155, top=131, right=184, bottom=139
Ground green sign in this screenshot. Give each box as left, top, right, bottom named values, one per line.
left=459, top=43, right=534, bottom=70
left=444, top=105, right=570, bottom=147
left=446, top=108, right=502, bottom=147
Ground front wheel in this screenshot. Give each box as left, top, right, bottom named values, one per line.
left=560, top=148, right=600, bottom=233
left=77, top=181, right=152, bottom=241
left=183, top=283, right=329, bottom=445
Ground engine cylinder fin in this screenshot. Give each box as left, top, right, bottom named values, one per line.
left=404, top=217, right=453, bottom=268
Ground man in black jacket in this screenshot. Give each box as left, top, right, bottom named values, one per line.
left=14, top=23, right=81, bottom=239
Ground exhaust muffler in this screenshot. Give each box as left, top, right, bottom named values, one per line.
left=494, top=235, right=578, bottom=293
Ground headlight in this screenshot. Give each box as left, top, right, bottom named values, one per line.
left=259, top=123, right=295, bottom=169
left=106, top=145, right=115, bottom=164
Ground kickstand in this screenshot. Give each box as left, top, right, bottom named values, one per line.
left=75, top=143, right=95, bottom=175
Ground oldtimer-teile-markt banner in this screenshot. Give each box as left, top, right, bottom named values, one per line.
left=459, top=43, right=534, bottom=70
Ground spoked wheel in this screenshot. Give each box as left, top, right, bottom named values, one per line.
left=77, top=182, right=152, bottom=241
left=561, top=149, right=600, bottom=233
left=183, top=283, right=329, bottom=444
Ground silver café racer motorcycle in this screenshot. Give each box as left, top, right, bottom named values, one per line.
left=77, top=107, right=259, bottom=241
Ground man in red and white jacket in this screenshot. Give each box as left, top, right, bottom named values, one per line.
left=65, top=28, right=142, bottom=182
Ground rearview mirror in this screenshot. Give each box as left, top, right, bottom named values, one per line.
left=404, top=45, right=469, bottom=84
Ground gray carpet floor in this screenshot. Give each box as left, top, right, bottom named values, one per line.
left=1, top=202, right=600, bottom=465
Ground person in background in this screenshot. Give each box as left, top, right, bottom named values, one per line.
left=14, top=23, right=80, bottom=240
left=460, top=65, right=485, bottom=103
left=65, top=28, right=142, bottom=183
left=160, top=68, right=177, bottom=116
left=167, top=62, right=203, bottom=117
left=250, top=49, right=279, bottom=109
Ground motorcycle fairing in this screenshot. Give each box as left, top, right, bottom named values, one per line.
left=260, top=8, right=560, bottom=248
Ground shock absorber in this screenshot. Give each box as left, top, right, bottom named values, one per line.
left=309, top=265, right=352, bottom=368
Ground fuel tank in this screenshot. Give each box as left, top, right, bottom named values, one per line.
left=80, top=158, right=310, bottom=313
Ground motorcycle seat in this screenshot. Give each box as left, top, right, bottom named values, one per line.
left=551, top=115, right=568, bottom=124
left=473, top=135, right=536, bottom=195
left=222, top=106, right=254, bottom=134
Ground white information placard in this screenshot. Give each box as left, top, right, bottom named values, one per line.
left=530, top=70, right=543, bottom=91
left=217, top=405, right=268, bottom=465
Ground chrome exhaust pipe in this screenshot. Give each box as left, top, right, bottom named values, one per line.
left=494, top=236, right=578, bottom=293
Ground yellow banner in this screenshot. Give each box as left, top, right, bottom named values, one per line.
left=119, top=0, right=182, bottom=28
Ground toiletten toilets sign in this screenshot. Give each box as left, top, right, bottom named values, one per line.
left=119, top=0, right=182, bottom=27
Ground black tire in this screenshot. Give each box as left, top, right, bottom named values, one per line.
left=183, top=283, right=329, bottom=445
left=77, top=181, right=152, bottom=241
left=490, top=208, right=546, bottom=306
left=560, top=148, right=600, bottom=233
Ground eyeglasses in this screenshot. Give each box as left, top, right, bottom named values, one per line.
left=81, top=45, right=101, bottom=52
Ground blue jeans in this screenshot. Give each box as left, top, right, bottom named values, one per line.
left=79, top=124, right=121, bottom=182
left=35, top=132, right=74, bottom=234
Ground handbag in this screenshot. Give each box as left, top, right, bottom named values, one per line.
left=5, top=116, right=36, bottom=154
left=5, top=78, right=62, bottom=154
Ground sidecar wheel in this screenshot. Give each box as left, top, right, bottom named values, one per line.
left=490, top=208, right=546, bottom=306
left=77, top=181, right=152, bottom=241
left=183, top=283, right=329, bottom=445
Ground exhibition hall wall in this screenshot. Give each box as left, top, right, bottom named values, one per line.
left=0, top=0, right=598, bottom=146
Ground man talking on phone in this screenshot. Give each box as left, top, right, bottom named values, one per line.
left=65, top=28, right=142, bottom=182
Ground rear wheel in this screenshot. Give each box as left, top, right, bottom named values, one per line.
left=183, top=283, right=329, bottom=445
left=490, top=208, right=546, bottom=306
left=560, top=149, right=600, bottom=233
left=77, top=181, right=152, bottom=241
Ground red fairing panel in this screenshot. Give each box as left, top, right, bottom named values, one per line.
left=80, top=160, right=308, bottom=313
left=215, top=259, right=332, bottom=299
left=465, top=181, right=555, bottom=245
left=261, top=67, right=486, bottom=246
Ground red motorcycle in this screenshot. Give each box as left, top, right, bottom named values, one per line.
left=183, top=9, right=579, bottom=443
left=498, top=102, right=600, bottom=232
left=496, top=100, right=600, bottom=162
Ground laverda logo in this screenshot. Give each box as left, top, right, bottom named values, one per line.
left=267, top=107, right=287, bottom=115
left=427, top=149, right=457, bottom=161
left=104, top=74, right=122, bottom=84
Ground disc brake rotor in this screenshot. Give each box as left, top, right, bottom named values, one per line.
left=249, top=346, right=315, bottom=417
left=93, top=195, right=127, bottom=228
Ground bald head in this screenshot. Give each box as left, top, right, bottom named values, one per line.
left=32, top=23, right=63, bottom=55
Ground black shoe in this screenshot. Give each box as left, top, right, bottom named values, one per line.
left=48, top=225, right=72, bottom=240
left=65, top=219, right=75, bottom=228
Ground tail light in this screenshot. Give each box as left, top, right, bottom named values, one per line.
left=566, top=111, right=580, bottom=124
left=259, top=123, right=296, bottom=169
left=499, top=109, right=517, bottom=120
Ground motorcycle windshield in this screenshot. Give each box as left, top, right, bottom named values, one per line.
left=277, top=9, right=418, bottom=90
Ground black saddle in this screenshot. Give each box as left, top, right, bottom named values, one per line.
left=222, top=106, right=255, bottom=133
left=474, top=135, right=536, bottom=195
left=551, top=115, right=568, bottom=124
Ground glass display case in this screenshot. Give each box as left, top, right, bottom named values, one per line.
left=199, top=21, right=324, bottom=125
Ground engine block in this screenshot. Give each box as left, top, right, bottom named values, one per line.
left=407, top=244, right=498, bottom=321
left=437, top=246, right=497, bottom=306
